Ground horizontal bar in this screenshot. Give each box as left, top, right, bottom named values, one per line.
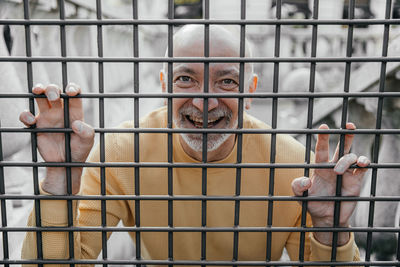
left=1, top=226, right=399, bottom=233
left=1, top=194, right=400, bottom=202
left=2, top=128, right=400, bottom=135
left=0, top=56, right=399, bottom=63
left=3, top=259, right=399, bottom=266
left=2, top=92, right=400, bottom=99
left=1, top=161, right=399, bottom=169
left=0, top=18, right=400, bottom=26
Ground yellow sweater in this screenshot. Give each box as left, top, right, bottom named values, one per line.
left=22, top=106, right=359, bottom=266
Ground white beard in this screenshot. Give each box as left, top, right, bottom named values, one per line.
left=173, top=103, right=237, bottom=153
left=179, top=132, right=233, bottom=152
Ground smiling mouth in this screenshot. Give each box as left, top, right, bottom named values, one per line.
left=185, top=115, right=224, bottom=128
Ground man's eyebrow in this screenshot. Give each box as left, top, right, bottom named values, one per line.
left=173, top=65, right=197, bottom=75
left=214, top=69, right=240, bottom=78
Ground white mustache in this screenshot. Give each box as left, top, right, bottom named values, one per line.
left=179, top=104, right=232, bottom=121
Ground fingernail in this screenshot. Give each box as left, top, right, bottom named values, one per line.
left=301, top=178, right=310, bottom=188
left=67, top=85, right=77, bottom=94
left=33, top=83, right=43, bottom=90
left=75, top=121, right=83, bottom=133
left=359, top=156, right=369, bottom=165
left=47, top=91, right=58, bottom=101
left=26, top=113, right=35, bottom=124
left=334, top=164, right=345, bottom=174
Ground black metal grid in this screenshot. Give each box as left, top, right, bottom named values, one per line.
left=0, top=0, right=399, bottom=266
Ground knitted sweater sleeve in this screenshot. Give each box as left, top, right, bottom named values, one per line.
left=21, top=131, right=134, bottom=265
left=285, top=210, right=360, bottom=265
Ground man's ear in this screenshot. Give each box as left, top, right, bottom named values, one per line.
left=160, top=70, right=166, bottom=93
left=160, top=70, right=168, bottom=105
left=245, top=74, right=258, bottom=110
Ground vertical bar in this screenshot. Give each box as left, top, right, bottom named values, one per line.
left=201, top=1, right=210, bottom=266
left=365, top=0, right=392, bottom=263
left=22, top=0, right=43, bottom=264
left=299, top=0, right=319, bottom=265
left=167, top=0, right=174, bottom=266
left=266, top=0, right=281, bottom=263
left=331, top=0, right=355, bottom=262
left=233, top=0, right=246, bottom=264
left=0, top=122, right=9, bottom=266
left=133, top=1, right=142, bottom=266
left=299, top=0, right=319, bottom=262
left=58, top=0, right=75, bottom=265
left=397, top=228, right=400, bottom=263
left=96, top=0, right=108, bottom=266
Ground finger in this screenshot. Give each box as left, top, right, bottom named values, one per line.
left=291, top=177, right=312, bottom=196
left=353, top=156, right=370, bottom=178
left=32, top=83, right=50, bottom=112
left=315, top=124, right=330, bottom=163
left=45, top=84, right=62, bottom=109
left=72, top=120, right=95, bottom=141
left=332, top=122, right=356, bottom=162
left=65, top=83, right=83, bottom=117
left=19, top=110, right=36, bottom=127
left=65, top=82, right=81, bottom=97
left=334, top=153, right=358, bottom=175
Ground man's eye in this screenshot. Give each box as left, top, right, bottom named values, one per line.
left=174, top=76, right=196, bottom=88
left=222, top=79, right=236, bottom=85
left=178, top=76, right=192, bottom=82
left=219, top=78, right=238, bottom=90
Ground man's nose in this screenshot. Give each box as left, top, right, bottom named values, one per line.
left=192, top=97, right=218, bottom=112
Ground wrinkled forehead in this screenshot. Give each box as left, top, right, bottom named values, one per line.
left=173, top=25, right=243, bottom=58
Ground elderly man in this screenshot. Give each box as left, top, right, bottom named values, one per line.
left=20, top=25, right=369, bottom=264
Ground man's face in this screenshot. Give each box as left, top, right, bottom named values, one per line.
left=172, top=62, right=241, bottom=153
left=160, top=25, right=257, bottom=161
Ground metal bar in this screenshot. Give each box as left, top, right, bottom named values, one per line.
left=167, top=1, right=174, bottom=267
left=5, top=91, right=400, bottom=98
left=58, top=0, right=75, bottom=264
left=331, top=0, right=355, bottom=260
left=233, top=0, right=246, bottom=263
left=299, top=0, right=319, bottom=264
left=0, top=122, right=9, bottom=265
left=0, top=194, right=399, bottom=202
left=2, top=161, right=400, bottom=169
left=2, top=226, right=400, bottom=233
left=1, top=18, right=400, bottom=26
left=397, top=227, right=400, bottom=263
left=4, top=127, right=400, bottom=135
left=6, top=259, right=400, bottom=266
left=22, top=0, right=43, bottom=264
left=132, top=1, right=142, bottom=266
left=2, top=56, right=400, bottom=63
left=365, top=0, right=392, bottom=263
left=201, top=1, right=210, bottom=265
left=95, top=0, right=108, bottom=265
left=266, top=0, right=281, bottom=263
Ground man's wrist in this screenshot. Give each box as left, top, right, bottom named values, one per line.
left=311, top=218, right=350, bottom=246
left=42, top=167, right=82, bottom=195
left=312, top=231, right=350, bottom=246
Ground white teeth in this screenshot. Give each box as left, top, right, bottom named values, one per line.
left=189, top=115, right=219, bottom=123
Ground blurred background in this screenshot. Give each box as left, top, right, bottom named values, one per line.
left=0, top=0, right=399, bottom=265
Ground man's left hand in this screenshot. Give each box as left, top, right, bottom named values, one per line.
left=291, top=122, right=370, bottom=246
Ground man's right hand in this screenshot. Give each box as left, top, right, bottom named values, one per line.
left=19, top=83, right=94, bottom=195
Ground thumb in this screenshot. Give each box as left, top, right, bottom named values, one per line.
left=72, top=120, right=94, bottom=141
left=291, top=177, right=312, bottom=196
left=71, top=120, right=95, bottom=162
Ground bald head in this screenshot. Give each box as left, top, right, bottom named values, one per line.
left=172, top=24, right=253, bottom=58
left=163, top=25, right=255, bottom=83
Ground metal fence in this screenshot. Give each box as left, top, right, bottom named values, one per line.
left=0, top=0, right=400, bottom=266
